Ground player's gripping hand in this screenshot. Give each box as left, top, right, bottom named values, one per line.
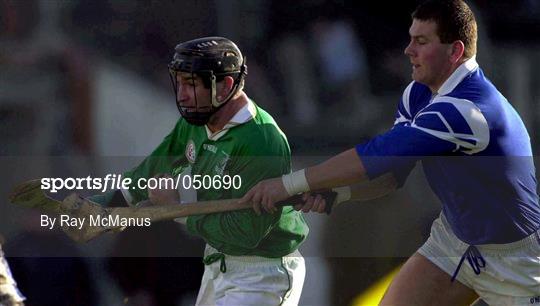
left=148, top=173, right=180, bottom=206
left=296, top=192, right=328, bottom=213
left=240, top=177, right=290, bottom=215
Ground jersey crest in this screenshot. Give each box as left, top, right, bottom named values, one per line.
left=185, top=140, right=197, bottom=164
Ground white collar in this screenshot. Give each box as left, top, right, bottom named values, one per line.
left=437, top=56, right=479, bottom=96
left=205, top=99, right=257, bottom=141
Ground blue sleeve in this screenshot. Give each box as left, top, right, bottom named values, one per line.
left=393, top=82, right=414, bottom=126
left=355, top=125, right=454, bottom=186
left=356, top=97, right=489, bottom=183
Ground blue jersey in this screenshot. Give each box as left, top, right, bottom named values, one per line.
left=356, top=57, right=540, bottom=244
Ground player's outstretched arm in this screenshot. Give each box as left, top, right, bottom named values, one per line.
left=305, top=148, right=367, bottom=190
left=296, top=172, right=398, bottom=213
left=241, top=148, right=369, bottom=214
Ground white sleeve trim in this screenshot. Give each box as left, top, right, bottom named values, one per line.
left=412, top=97, right=490, bottom=155
left=394, top=113, right=410, bottom=125
left=401, top=81, right=414, bottom=118
left=394, top=82, right=415, bottom=126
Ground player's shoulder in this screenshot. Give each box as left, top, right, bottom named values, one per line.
left=412, top=95, right=490, bottom=155
left=247, top=103, right=286, bottom=136
left=230, top=102, right=290, bottom=153
left=416, top=94, right=489, bottom=140
left=251, top=102, right=279, bottom=126
left=431, top=72, right=491, bottom=119
left=399, top=81, right=432, bottom=118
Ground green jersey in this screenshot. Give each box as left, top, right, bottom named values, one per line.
left=122, top=101, right=308, bottom=257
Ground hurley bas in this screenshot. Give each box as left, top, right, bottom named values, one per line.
left=41, top=214, right=151, bottom=230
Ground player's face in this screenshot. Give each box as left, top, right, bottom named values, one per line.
left=404, top=19, right=454, bottom=92
left=175, top=72, right=212, bottom=111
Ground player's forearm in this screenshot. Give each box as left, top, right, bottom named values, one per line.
left=346, top=172, right=397, bottom=202
left=305, top=148, right=368, bottom=190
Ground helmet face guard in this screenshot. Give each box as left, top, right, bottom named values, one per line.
left=167, top=37, right=247, bottom=126
left=168, top=68, right=218, bottom=126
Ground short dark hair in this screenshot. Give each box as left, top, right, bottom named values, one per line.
left=412, top=0, right=477, bottom=58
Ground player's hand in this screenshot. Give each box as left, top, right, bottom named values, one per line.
left=148, top=173, right=179, bottom=206
left=294, top=192, right=328, bottom=213
left=240, top=177, right=289, bottom=215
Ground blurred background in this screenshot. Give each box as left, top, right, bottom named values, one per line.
left=1, top=0, right=540, bottom=305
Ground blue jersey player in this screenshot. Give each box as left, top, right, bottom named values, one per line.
left=242, top=1, right=540, bottom=305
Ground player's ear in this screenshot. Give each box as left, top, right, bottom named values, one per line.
left=449, top=40, right=465, bottom=63
left=217, top=76, right=234, bottom=100
left=223, top=76, right=235, bottom=92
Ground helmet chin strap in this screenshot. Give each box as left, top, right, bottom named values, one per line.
left=210, top=73, right=244, bottom=108
left=210, top=74, right=219, bottom=107
left=184, top=74, right=225, bottom=126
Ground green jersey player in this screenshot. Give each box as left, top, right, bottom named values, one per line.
left=94, top=37, right=308, bottom=306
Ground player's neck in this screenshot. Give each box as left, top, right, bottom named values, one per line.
left=430, top=59, right=467, bottom=94
left=206, top=92, right=248, bottom=133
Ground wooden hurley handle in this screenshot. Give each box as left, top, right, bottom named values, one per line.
left=113, top=191, right=338, bottom=222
